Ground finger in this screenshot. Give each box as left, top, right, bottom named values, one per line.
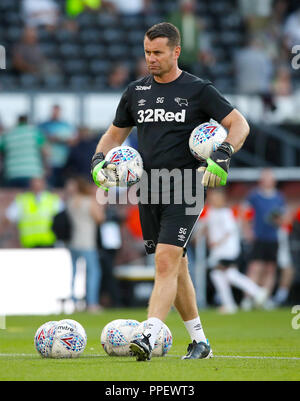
left=97, top=170, right=108, bottom=185
left=106, top=163, right=117, bottom=170
left=198, top=166, right=206, bottom=173
left=202, top=170, right=210, bottom=187
left=215, top=175, right=221, bottom=187
left=210, top=173, right=217, bottom=188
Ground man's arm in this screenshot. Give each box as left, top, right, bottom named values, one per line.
left=220, top=108, right=250, bottom=154
left=95, top=124, right=133, bottom=155
left=200, top=109, right=250, bottom=187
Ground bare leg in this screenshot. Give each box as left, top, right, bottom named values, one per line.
left=174, top=255, right=199, bottom=321
left=261, top=262, right=277, bottom=295
left=147, top=243, right=182, bottom=320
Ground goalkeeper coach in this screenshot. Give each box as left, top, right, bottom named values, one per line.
left=92, top=22, right=249, bottom=361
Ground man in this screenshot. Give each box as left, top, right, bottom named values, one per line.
left=0, top=115, right=46, bottom=188
left=39, top=105, right=76, bottom=188
left=203, top=189, right=268, bottom=314
left=242, top=169, right=286, bottom=310
left=5, top=177, right=63, bottom=248
left=91, top=23, right=249, bottom=361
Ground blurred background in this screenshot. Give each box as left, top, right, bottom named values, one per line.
left=0, top=0, right=300, bottom=316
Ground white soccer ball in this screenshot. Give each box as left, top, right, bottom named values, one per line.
left=189, top=120, right=227, bottom=161
left=34, top=321, right=57, bottom=358
left=34, top=319, right=87, bottom=359
left=104, top=146, right=143, bottom=187
left=131, top=321, right=173, bottom=357
left=50, top=319, right=87, bottom=359
left=101, top=319, right=140, bottom=356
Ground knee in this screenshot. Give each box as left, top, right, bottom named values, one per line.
left=155, top=246, right=181, bottom=279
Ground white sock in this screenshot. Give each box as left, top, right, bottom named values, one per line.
left=143, top=317, right=163, bottom=349
left=274, top=287, right=288, bottom=304
left=225, top=267, right=261, bottom=298
left=210, top=269, right=237, bottom=310
left=184, top=316, right=206, bottom=344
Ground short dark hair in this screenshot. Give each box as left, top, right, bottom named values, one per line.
left=145, top=22, right=181, bottom=48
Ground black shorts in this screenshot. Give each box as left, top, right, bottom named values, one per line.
left=138, top=200, right=203, bottom=255
left=249, top=240, right=278, bottom=263
left=218, top=258, right=239, bottom=267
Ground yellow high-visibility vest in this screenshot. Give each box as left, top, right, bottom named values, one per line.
left=16, top=192, right=60, bottom=248
left=66, top=0, right=101, bottom=17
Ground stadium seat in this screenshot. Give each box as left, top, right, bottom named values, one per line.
left=80, top=29, right=101, bottom=44
left=64, top=59, right=88, bottom=75
left=20, top=74, right=40, bottom=89
left=59, top=43, right=81, bottom=59
left=82, top=44, right=107, bottom=59
left=101, top=29, right=125, bottom=44
left=69, top=75, right=90, bottom=90
left=42, top=75, right=65, bottom=89
left=106, top=45, right=129, bottom=61
left=89, top=60, right=111, bottom=76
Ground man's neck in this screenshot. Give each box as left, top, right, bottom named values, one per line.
left=153, top=67, right=182, bottom=84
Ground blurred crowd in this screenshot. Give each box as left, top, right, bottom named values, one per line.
left=0, top=0, right=298, bottom=95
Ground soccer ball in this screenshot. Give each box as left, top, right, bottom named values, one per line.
left=131, top=321, right=173, bottom=357
left=51, top=319, right=87, bottom=359
left=101, top=319, right=140, bottom=356
left=34, top=319, right=87, bottom=359
left=189, top=120, right=227, bottom=161
left=34, top=321, right=57, bottom=358
left=104, top=146, right=143, bottom=187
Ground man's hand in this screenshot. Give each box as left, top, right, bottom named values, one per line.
left=198, top=142, right=234, bottom=188
left=91, top=152, right=118, bottom=191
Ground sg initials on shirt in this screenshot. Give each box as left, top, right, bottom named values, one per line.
left=137, top=108, right=186, bottom=123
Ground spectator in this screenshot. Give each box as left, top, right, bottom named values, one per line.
left=4, top=177, right=63, bottom=248
left=168, top=0, right=215, bottom=73
left=66, top=176, right=104, bottom=312
left=22, top=0, right=60, bottom=30
left=273, top=223, right=294, bottom=306
left=107, top=0, right=148, bottom=16
left=242, top=169, right=286, bottom=310
left=98, top=205, right=123, bottom=307
left=65, top=126, right=99, bottom=180
left=12, top=26, right=60, bottom=79
left=234, top=36, right=274, bottom=96
left=107, top=63, right=130, bottom=91
left=202, top=189, right=267, bottom=314
left=39, top=105, right=77, bottom=188
left=283, top=7, right=300, bottom=50
left=273, top=64, right=293, bottom=96
left=0, top=115, right=46, bottom=188
left=238, top=0, right=273, bottom=34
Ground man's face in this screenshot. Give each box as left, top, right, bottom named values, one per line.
left=144, top=36, right=180, bottom=77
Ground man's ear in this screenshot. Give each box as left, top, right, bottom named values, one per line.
left=174, top=45, right=181, bottom=60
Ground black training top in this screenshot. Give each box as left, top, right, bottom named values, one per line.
left=113, top=71, right=234, bottom=172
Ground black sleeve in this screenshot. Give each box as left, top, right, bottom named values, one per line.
left=199, top=84, right=234, bottom=123
left=112, top=86, right=135, bottom=128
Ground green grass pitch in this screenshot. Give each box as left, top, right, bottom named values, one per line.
left=0, top=308, right=299, bottom=381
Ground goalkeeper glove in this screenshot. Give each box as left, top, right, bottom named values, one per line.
left=198, top=142, right=234, bottom=188
left=91, top=152, right=118, bottom=191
